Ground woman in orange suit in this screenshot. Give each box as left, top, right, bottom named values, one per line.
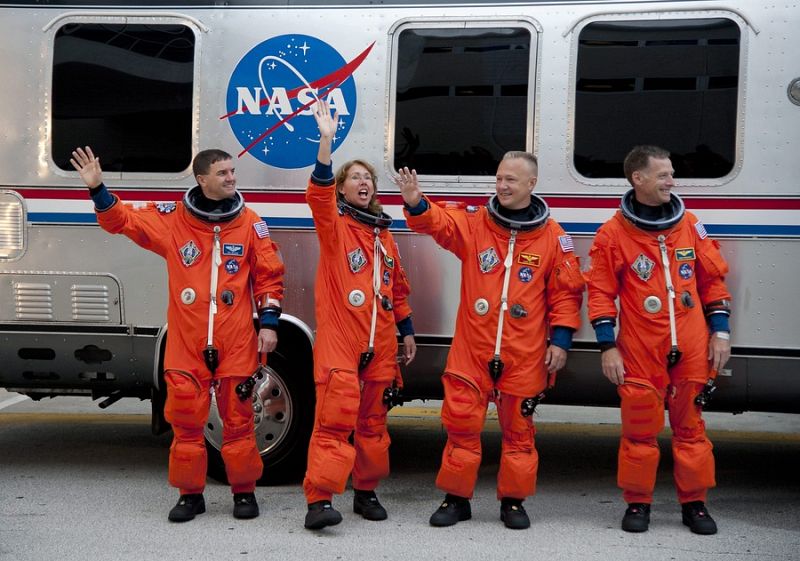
left=301, top=100, right=416, bottom=530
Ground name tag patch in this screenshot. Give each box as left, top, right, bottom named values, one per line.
left=223, top=243, right=244, bottom=256
left=518, top=252, right=541, bottom=267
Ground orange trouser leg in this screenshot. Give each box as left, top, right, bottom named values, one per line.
left=352, top=380, right=391, bottom=491
left=435, top=374, right=488, bottom=499
left=668, top=381, right=716, bottom=503
left=215, top=378, right=263, bottom=493
left=164, top=369, right=210, bottom=495
left=496, top=393, right=538, bottom=500
left=303, top=369, right=360, bottom=503
left=618, top=383, right=665, bottom=504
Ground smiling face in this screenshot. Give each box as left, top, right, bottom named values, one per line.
left=632, top=157, right=675, bottom=206
left=337, top=162, right=375, bottom=210
left=495, top=156, right=537, bottom=210
left=197, top=158, right=236, bottom=201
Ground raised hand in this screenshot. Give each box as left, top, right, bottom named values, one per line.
left=70, top=146, right=103, bottom=189
left=312, top=99, right=339, bottom=141
left=312, top=99, right=339, bottom=165
left=393, top=166, right=422, bottom=208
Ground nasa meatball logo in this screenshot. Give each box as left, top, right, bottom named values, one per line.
left=223, top=35, right=373, bottom=169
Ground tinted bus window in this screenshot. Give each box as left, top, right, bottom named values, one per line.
left=394, top=27, right=530, bottom=176
left=52, top=23, right=195, bottom=173
left=575, top=18, right=740, bottom=179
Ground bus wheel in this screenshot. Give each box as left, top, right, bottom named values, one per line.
left=204, top=351, right=314, bottom=485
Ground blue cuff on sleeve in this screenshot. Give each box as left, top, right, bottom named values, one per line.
left=405, top=198, right=429, bottom=216
left=89, top=183, right=115, bottom=211
left=708, top=313, right=730, bottom=334
left=593, top=322, right=616, bottom=345
left=396, top=316, right=415, bottom=338
left=311, top=160, right=334, bottom=184
left=550, top=326, right=574, bottom=351
left=259, top=308, right=280, bottom=330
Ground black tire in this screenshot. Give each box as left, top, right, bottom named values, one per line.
left=205, top=349, right=315, bottom=485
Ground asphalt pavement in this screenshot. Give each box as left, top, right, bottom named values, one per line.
left=1, top=390, right=799, bottom=561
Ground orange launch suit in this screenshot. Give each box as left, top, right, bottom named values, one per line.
left=96, top=195, right=284, bottom=495
left=405, top=199, right=584, bottom=500
left=586, top=210, right=731, bottom=504
left=303, top=178, right=413, bottom=503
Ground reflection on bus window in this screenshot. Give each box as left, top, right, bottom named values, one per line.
left=52, top=23, right=195, bottom=174
left=574, top=18, right=740, bottom=179
left=394, top=27, right=531, bottom=176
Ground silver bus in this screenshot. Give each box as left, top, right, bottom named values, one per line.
left=1, top=0, right=798, bottom=482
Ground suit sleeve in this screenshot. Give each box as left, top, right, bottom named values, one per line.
left=585, top=225, right=622, bottom=323
left=306, top=177, right=340, bottom=253
left=546, top=222, right=584, bottom=331
left=689, top=215, right=732, bottom=312
left=388, top=235, right=413, bottom=323
left=95, top=196, right=170, bottom=258
left=247, top=212, right=285, bottom=309
left=403, top=197, right=473, bottom=261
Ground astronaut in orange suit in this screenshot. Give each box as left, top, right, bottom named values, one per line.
left=301, top=101, right=417, bottom=530
left=396, top=152, right=584, bottom=530
left=585, top=145, right=732, bottom=535
left=71, top=147, right=284, bottom=523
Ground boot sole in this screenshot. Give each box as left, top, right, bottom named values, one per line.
left=304, top=511, right=343, bottom=530
left=501, top=511, right=530, bottom=530
left=682, top=516, right=717, bottom=535
left=353, top=503, right=388, bottom=521
left=430, top=511, right=471, bottom=527
left=168, top=502, right=206, bottom=523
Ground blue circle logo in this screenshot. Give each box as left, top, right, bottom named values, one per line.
left=679, top=263, right=693, bottom=279
left=224, top=35, right=368, bottom=169
left=518, top=266, right=533, bottom=283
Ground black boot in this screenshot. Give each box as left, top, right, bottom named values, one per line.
left=429, top=494, right=471, bottom=527
left=353, top=489, right=388, bottom=521
left=233, top=492, right=259, bottom=519
left=681, top=501, right=718, bottom=535
left=500, top=498, right=530, bottom=530
left=621, top=503, right=651, bottom=533
left=168, top=493, right=206, bottom=522
left=304, top=500, right=343, bottom=530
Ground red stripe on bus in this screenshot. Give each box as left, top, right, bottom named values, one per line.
left=14, top=188, right=800, bottom=210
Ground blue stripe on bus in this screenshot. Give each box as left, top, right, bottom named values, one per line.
left=25, top=213, right=800, bottom=237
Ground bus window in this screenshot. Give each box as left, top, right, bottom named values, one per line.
left=574, top=18, right=740, bottom=179
left=51, top=23, right=195, bottom=174
left=393, top=26, right=531, bottom=176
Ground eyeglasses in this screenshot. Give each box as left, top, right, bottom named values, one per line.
left=348, top=173, right=373, bottom=182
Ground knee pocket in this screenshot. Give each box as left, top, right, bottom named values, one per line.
left=620, top=383, right=664, bottom=440
left=318, top=369, right=360, bottom=432
left=441, top=374, right=484, bottom=434
left=165, top=370, right=209, bottom=429
left=307, top=435, right=356, bottom=494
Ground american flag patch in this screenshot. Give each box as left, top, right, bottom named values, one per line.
left=253, top=221, right=270, bottom=239
left=694, top=221, right=708, bottom=239
left=558, top=235, right=574, bottom=253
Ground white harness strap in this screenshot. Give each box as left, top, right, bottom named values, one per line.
left=657, top=234, right=679, bottom=351
left=367, top=228, right=388, bottom=353
left=492, top=230, right=517, bottom=358
left=207, top=225, right=222, bottom=347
